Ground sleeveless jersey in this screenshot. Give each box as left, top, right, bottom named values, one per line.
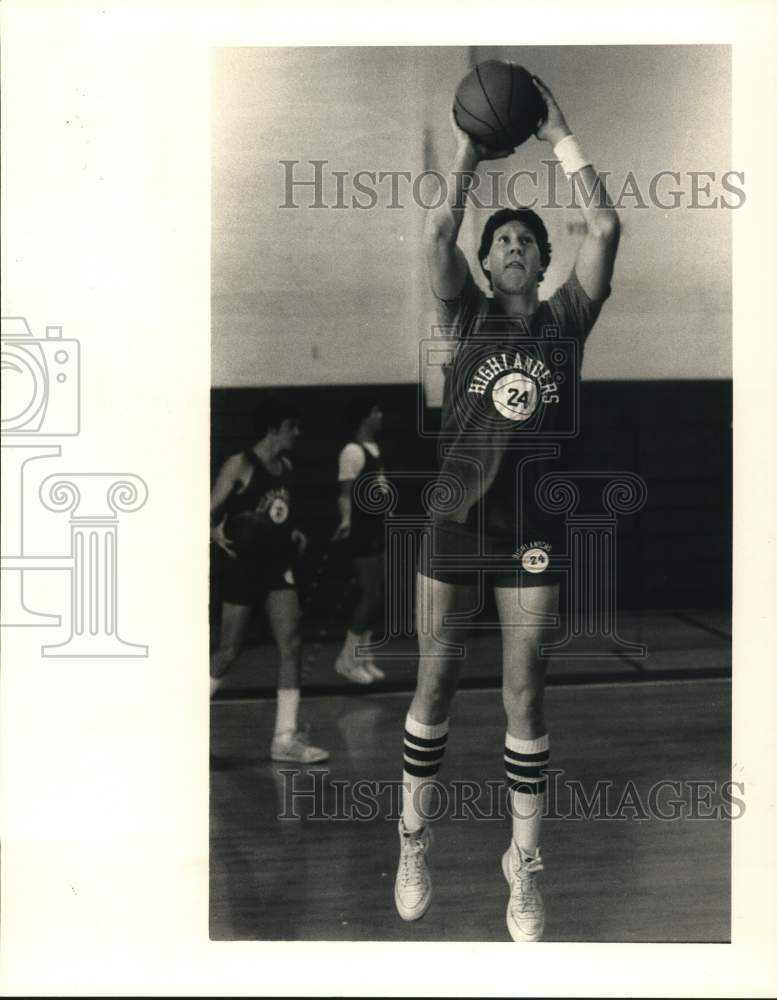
left=433, top=267, right=609, bottom=545
left=350, top=442, right=389, bottom=547
left=224, top=451, right=294, bottom=557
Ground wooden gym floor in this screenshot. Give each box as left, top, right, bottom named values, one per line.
left=210, top=610, right=731, bottom=942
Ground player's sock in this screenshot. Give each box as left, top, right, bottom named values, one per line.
left=274, top=687, right=301, bottom=737
left=341, top=629, right=361, bottom=660
left=504, top=732, right=549, bottom=855
left=402, top=715, right=449, bottom=832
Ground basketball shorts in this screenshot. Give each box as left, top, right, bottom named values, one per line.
left=348, top=526, right=385, bottom=559
left=418, top=519, right=561, bottom=589
left=218, top=550, right=296, bottom=606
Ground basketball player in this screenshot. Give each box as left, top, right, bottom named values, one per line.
left=210, top=397, right=329, bottom=764
left=394, top=77, right=620, bottom=941
left=332, top=398, right=388, bottom=684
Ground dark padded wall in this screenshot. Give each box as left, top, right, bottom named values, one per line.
left=210, top=381, right=732, bottom=633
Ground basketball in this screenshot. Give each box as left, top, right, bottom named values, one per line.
left=454, top=60, right=546, bottom=151
left=225, top=510, right=281, bottom=558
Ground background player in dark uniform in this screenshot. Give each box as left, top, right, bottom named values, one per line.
left=394, top=78, right=620, bottom=941
left=332, top=398, right=388, bottom=684
left=210, top=397, right=328, bottom=764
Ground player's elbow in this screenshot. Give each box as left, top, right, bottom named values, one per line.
left=424, top=211, right=455, bottom=247
left=591, top=209, right=620, bottom=242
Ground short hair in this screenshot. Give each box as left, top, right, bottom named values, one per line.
left=252, top=395, right=300, bottom=441
left=344, top=396, right=378, bottom=434
left=477, top=208, right=552, bottom=288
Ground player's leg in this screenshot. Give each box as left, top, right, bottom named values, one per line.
left=351, top=553, right=383, bottom=632
left=209, top=600, right=252, bottom=697
left=494, top=580, right=559, bottom=943
left=352, top=551, right=386, bottom=680
left=395, top=568, right=475, bottom=921
left=335, top=547, right=380, bottom=685
left=266, top=585, right=329, bottom=764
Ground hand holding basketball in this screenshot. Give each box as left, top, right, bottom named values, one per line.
left=211, top=517, right=237, bottom=559
left=450, top=107, right=515, bottom=163
left=532, top=76, right=571, bottom=146
left=453, top=60, right=545, bottom=153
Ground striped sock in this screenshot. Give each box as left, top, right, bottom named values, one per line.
left=504, top=732, right=550, bottom=855
left=402, top=715, right=449, bottom=833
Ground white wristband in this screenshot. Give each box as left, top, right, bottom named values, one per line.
left=553, top=134, right=592, bottom=177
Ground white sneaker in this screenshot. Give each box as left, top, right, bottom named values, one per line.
left=358, top=632, right=386, bottom=680
left=271, top=730, right=329, bottom=764
left=502, top=842, right=545, bottom=942
left=394, top=818, right=433, bottom=921
left=363, top=660, right=386, bottom=681
left=335, top=651, right=374, bottom=685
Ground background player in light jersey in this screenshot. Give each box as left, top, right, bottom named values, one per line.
left=333, top=398, right=388, bottom=684
left=394, top=77, right=620, bottom=941
left=210, top=397, right=329, bottom=764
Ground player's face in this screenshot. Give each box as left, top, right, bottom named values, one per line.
left=483, top=222, right=543, bottom=295
left=368, top=405, right=383, bottom=432
left=277, top=418, right=301, bottom=451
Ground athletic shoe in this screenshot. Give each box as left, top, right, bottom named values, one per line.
left=359, top=632, right=386, bottom=680
left=501, top=842, right=545, bottom=942
left=363, top=660, right=386, bottom=681
left=271, top=730, right=330, bottom=764
left=394, top=817, right=433, bottom=921
left=335, top=651, right=374, bottom=685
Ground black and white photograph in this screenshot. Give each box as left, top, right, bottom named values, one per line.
left=209, top=44, right=734, bottom=944
left=1, top=1, right=776, bottom=996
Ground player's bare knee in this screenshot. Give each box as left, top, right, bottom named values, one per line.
left=418, top=625, right=463, bottom=658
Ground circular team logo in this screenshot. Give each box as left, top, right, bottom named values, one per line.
left=521, top=547, right=550, bottom=574
left=491, top=372, right=539, bottom=422
left=267, top=497, right=289, bottom=524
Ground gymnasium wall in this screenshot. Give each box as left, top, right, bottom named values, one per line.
left=211, top=46, right=733, bottom=616
left=447, top=44, right=733, bottom=382
left=212, top=45, right=732, bottom=387
left=211, top=381, right=732, bottom=614
left=211, top=47, right=428, bottom=387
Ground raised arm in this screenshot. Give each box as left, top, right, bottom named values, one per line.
left=533, top=76, right=620, bottom=301
left=425, top=114, right=514, bottom=300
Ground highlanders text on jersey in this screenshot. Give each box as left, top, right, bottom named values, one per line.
left=433, top=267, right=609, bottom=546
